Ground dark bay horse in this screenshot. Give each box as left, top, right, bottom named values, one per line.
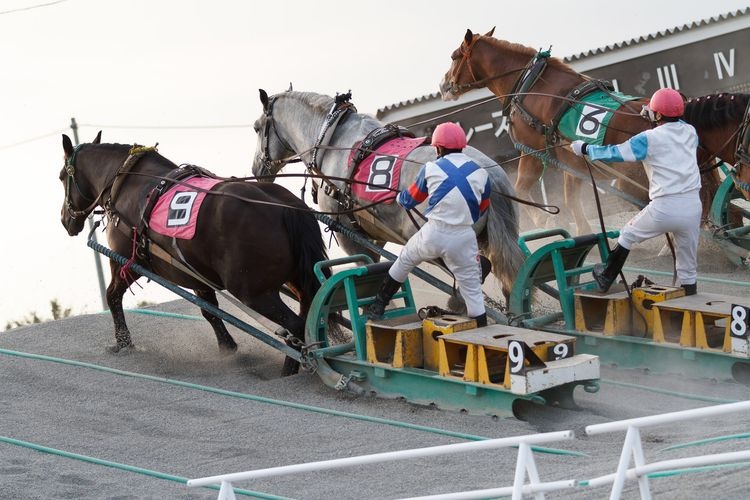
left=251, top=89, right=524, bottom=302
left=439, top=29, right=723, bottom=235
left=59, top=133, right=327, bottom=375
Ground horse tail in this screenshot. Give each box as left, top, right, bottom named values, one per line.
left=482, top=166, right=525, bottom=300
left=282, top=207, right=328, bottom=315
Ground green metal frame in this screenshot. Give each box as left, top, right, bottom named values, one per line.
left=308, top=255, right=416, bottom=361
left=303, top=255, right=557, bottom=416
left=510, top=228, right=619, bottom=329
left=509, top=228, right=750, bottom=382
left=709, top=175, right=750, bottom=267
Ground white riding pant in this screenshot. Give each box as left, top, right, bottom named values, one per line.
left=389, top=220, right=485, bottom=317
left=617, top=190, right=702, bottom=285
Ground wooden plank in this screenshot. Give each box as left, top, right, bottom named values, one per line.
left=440, top=324, right=575, bottom=348
left=574, top=283, right=629, bottom=299
left=657, top=293, right=750, bottom=315
left=367, top=313, right=423, bottom=331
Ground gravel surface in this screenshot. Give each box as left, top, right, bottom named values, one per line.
left=2, top=215, right=750, bottom=499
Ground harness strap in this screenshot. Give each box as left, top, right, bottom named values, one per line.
left=735, top=98, right=750, bottom=166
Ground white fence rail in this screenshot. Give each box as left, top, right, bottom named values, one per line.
left=187, top=401, right=750, bottom=500
left=584, top=400, right=750, bottom=499
left=187, top=430, right=576, bottom=500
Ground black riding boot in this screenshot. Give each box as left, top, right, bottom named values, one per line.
left=682, top=283, right=697, bottom=296
left=366, top=275, right=403, bottom=320
left=471, top=313, right=487, bottom=328
left=592, top=244, right=630, bottom=293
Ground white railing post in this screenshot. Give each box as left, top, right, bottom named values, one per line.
left=512, top=442, right=544, bottom=500
left=217, top=480, right=236, bottom=500
left=586, top=401, right=750, bottom=499
left=610, top=426, right=650, bottom=500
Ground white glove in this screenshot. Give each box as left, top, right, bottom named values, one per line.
left=570, top=140, right=587, bottom=156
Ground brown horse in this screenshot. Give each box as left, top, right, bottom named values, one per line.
left=684, top=93, right=750, bottom=201
left=439, top=29, right=723, bottom=234
left=59, top=133, right=328, bottom=375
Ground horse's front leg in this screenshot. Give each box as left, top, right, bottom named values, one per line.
left=514, top=156, right=550, bottom=230
left=194, top=289, right=238, bottom=354
left=106, top=260, right=135, bottom=353
left=563, top=172, right=592, bottom=235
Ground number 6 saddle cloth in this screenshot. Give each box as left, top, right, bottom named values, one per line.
left=557, top=87, right=640, bottom=145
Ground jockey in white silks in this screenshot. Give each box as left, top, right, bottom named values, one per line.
left=367, top=122, right=491, bottom=326
left=570, top=87, right=702, bottom=295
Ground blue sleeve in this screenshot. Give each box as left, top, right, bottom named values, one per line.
left=586, top=132, right=649, bottom=163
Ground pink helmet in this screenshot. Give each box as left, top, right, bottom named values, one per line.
left=431, top=122, right=467, bottom=149
left=648, top=88, right=684, bottom=117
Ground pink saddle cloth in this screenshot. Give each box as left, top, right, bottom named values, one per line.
left=351, top=136, right=427, bottom=203
left=149, top=176, right=222, bottom=239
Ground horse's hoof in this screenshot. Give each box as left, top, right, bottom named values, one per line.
left=107, top=343, right=135, bottom=355
left=218, top=343, right=238, bottom=356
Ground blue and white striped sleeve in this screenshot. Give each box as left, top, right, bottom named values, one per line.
left=586, top=132, right=649, bottom=163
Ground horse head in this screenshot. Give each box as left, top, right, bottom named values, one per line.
left=252, top=88, right=299, bottom=182
left=59, top=131, right=102, bottom=236
left=439, top=27, right=495, bottom=101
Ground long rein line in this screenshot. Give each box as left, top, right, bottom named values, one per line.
left=122, top=170, right=397, bottom=217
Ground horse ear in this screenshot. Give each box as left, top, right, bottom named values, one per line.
left=485, top=27, right=495, bottom=37
left=62, top=134, right=74, bottom=157
left=464, top=29, right=474, bottom=45
left=259, top=89, right=269, bottom=111
left=92, top=131, right=102, bottom=144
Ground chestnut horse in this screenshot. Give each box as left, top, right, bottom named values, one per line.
left=439, top=29, right=723, bottom=235
left=59, top=133, right=328, bottom=375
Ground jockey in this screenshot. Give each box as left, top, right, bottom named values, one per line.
left=367, top=122, right=492, bottom=326
left=570, top=87, right=701, bottom=295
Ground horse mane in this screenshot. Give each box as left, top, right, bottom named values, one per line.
left=684, top=93, right=750, bottom=130
left=483, top=37, right=580, bottom=78
left=281, top=91, right=334, bottom=112
left=85, top=142, right=177, bottom=168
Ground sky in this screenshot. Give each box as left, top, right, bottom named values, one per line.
left=1, top=0, right=749, bottom=328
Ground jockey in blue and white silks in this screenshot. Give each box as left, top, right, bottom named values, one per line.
left=398, top=153, right=491, bottom=225
left=366, top=122, right=492, bottom=326
left=584, top=121, right=700, bottom=201
left=570, top=88, right=702, bottom=295
left=388, top=151, right=491, bottom=320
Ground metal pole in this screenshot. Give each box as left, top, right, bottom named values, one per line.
left=71, top=117, right=108, bottom=311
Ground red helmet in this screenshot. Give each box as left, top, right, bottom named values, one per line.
left=648, top=88, right=684, bottom=117
left=431, top=122, right=467, bottom=149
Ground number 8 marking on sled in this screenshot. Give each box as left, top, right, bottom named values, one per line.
left=730, top=304, right=750, bottom=338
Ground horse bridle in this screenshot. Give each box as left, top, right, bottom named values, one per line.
left=446, top=36, right=526, bottom=95
left=257, top=96, right=303, bottom=178
left=63, top=144, right=156, bottom=221
left=63, top=145, right=102, bottom=220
